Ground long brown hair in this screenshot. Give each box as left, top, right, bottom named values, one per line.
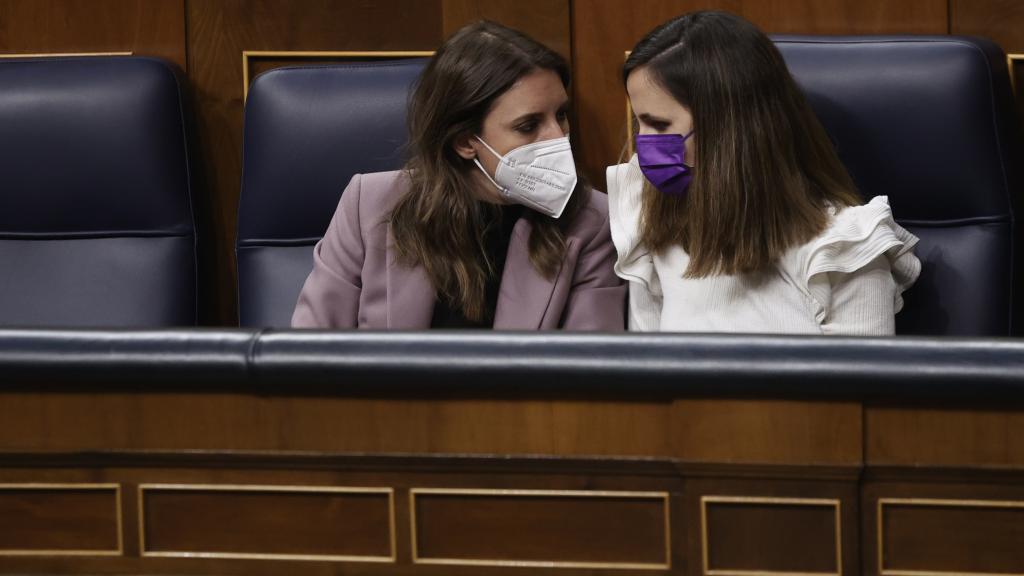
left=624, top=11, right=861, bottom=277
left=391, top=20, right=585, bottom=321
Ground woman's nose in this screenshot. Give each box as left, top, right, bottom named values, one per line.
left=539, top=119, right=565, bottom=141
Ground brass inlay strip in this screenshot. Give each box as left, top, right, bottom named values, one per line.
left=0, top=52, right=132, bottom=58
left=138, top=483, right=395, bottom=563
left=409, top=487, right=671, bottom=570
left=242, top=50, right=434, bottom=100
left=878, top=497, right=1024, bottom=576
left=0, top=483, right=123, bottom=557
left=1009, top=54, right=1024, bottom=97
left=701, top=495, right=842, bottom=576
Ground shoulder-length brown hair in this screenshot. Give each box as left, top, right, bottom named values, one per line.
left=390, top=20, right=585, bottom=322
left=624, top=11, right=861, bottom=277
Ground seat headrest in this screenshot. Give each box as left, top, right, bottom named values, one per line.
left=774, top=36, right=1016, bottom=225
left=238, top=59, right=427, bottom=245
left=0, top=57, right=193, bottom=236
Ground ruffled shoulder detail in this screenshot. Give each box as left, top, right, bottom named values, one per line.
left=606, top=155, right=661, bottom=296
left=784, top=195, right=921, bottom=323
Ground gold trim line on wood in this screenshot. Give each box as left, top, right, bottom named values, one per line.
left=877, top=497, right=1024, bottom=576
left=413, top=558, right=670, bottom=570
left=409, top=487, right=671, bottom=570
left=0, top=483, right=123, bottom=557
left=0, top=52, right=133, bottom=58
left=1008, top=54, right=1023, bottom=97
left=701, top=495, right=842, bottom=576
left=137, top=483, right=396, bottom=563
left=242, top=50, right=434, bottom=100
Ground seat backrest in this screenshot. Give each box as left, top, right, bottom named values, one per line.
left=0, top=56, right=197, bottom=327
left=775, top=36, right=1020, bottom=336
left=237, top=59, right=427, bottom=328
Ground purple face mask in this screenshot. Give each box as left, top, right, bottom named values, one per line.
left=635, top=131, right=694, bottom=197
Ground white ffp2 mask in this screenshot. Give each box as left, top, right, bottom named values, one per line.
left=472, top=135, right=578, bottom=218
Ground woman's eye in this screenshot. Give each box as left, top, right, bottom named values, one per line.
left=556, top=110, right=568, bottom=121
left=516, top=123, right=537, bottom=133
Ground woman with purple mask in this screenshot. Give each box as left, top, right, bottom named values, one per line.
left=609, top=11, right=920, bottom=334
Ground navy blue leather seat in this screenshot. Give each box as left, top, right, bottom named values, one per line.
left=0, top=57, right=197, bottom=327
left=775, top=36, right=1020, bottom=336
left=237, top=59, right=427, bottom=328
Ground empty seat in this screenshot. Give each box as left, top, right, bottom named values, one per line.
left=236, top=59, right=426, bottom=327
left=0, top=56, right=198, bottom=326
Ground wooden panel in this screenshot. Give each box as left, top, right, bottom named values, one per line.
left=0, top=454, right=683, bottom=574
left=442, top=0, right=570, bottom=61
left=952, top=0, right=1024, bottom=148
left=0, top=0, right=185, bottom=68
left=953, top=0, right=1024, bottom=52
left=570, top=0, right=948, bottom=185
left=0, top=393, right=672, bottom=456
left=140, top=484, right=394, bottom=561
left=879, top=498, right=1024, bottom=575
left=0, top=484, right=121, bottom=555
left=670, top=399, right=862, bottom=465
left=866, top=405, right=1024, bottom=467
left=411, top=488, right=670, bottom=569
left=186, top=0, right=443, bottom=324
left=702, top=496, right=840, bottom=575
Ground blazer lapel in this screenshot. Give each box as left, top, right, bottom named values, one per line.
left=493, top=218, right=566, bottom=330
left=385, top=223, right=436, bottom=329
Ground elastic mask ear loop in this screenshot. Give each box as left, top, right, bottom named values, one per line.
left=472, top=136, right=507, bottom=194
left=681, top=130, right=695, bottom=169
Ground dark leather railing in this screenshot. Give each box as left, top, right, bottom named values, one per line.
left=4, top=328, right=1024, bottom=397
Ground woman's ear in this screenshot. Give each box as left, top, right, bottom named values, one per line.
left=453, top=132, right=478, bottom=160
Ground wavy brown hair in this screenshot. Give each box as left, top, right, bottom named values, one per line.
left=624, top=11, right=861, bottom=277
left=390, top=20, right=585, bottom=322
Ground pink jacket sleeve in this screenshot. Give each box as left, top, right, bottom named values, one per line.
left=291, top=174, right=365, bottom=328
left=559, top=194, right=626, bottom=331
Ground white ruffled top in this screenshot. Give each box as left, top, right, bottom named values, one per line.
left=607, top=156, right=921, bottom=335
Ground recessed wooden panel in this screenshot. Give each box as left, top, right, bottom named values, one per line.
left=879, top=498, right=1024, bottom=576
left=411, top=488, right=670, bottom=569
left=702, top=496, right=840, bottom=575
left=140, top=484, right=394, bottom=561
left=0, top=484, right=121, bottom=555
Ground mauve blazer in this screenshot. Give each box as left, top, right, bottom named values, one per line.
left=291, top=170, right=626, bottom=330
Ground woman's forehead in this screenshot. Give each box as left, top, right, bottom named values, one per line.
left=489, top=69, right=568, bottom=119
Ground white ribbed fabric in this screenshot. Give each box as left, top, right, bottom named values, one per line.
left=606, top=156, right=921, bottom=335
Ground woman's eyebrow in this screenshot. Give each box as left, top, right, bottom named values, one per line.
left=638, top=112, right=671, bottom=124
left=509, top=111, right=543, bottom=125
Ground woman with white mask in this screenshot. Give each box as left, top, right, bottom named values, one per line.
left=293, top=21, right=625, bottom=330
